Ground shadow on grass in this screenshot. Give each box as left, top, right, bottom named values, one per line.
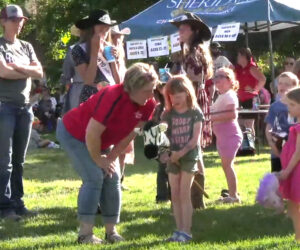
left=121, top=204, right=292, bottom=245
left=0, top=207, right=78, bottom=241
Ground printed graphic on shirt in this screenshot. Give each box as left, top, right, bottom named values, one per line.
left=171, top=116, right=192, bottom=148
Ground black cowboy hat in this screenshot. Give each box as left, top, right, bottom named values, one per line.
left=170, top=12, right=211, bottom=41
left=75, top=9, right=115, bottom=29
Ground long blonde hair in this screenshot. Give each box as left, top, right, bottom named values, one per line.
left=164, top=75, right=199, bottom=111
left=215, top=67, right=239, bottom=91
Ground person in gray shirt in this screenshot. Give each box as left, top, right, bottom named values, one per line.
left=0, top=4, right=43, bottom=220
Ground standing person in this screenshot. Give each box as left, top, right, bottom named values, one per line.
left=61, top=25, right=85, bottom=114
left=279, top=87, right=300, bottom=242
left=235, top=48, right=266, bottom=134
left=265, top=72, right=299, bottom=172
left=56, top=63, right=158, bottom=244
left=72, top=9, right=119, bottom=103
left=0, top=5, right=43, bottom=220
left=170, top=12, right=213, bottom=209
left=163, top=75, right=204, bottom=242
left=211, top=68, right=242, bottom=203
left=110, top=23, right=133, bottom=190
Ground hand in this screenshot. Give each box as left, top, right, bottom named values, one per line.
left=111, top=46, right=119, bottom=59
left=170, top=151, right=181, bottom=165
left=95, top=155, right=116, bottom=177
left=244, top=85, right=258, bottom=94
left=7, top=62, right=23, bottom=70
left=279, top=169, right=291, bottom=180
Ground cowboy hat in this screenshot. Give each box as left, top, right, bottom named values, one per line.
left=75, top=9, right=115, bottom=29
left=111, top=23, right=131, bottom=36
left=170, top=12, right=211, bottom=41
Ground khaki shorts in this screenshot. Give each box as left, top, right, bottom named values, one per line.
left=166, top=148, right=199, bottom=174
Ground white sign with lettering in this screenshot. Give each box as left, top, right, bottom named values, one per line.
left=213, top=23, right=240, bottom=42
left=126, top=40, right=147, bottom=60
left=147, top=36, right=169, bottom=57
left=170, top=32, right=181, bottom=53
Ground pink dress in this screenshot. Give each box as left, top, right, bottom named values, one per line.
left=280, top=123, right=300, bottom=203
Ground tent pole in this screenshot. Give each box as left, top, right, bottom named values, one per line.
left=244, top=22, right=249, bottom=48
left=267, top=0, right=275, bottom=94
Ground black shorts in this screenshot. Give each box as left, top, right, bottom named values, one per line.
left=271, top=157, right=282, bottom=172
left=239, top=98, right=256, bottom=119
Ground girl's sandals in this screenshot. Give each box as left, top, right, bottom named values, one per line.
left=105, top=232, right=124, bottom=243
left=166, top=231, right=192, bottom=243
left=77, top=234, right=103, bottom=244
left=166, top=231, right=180, bottom=242
left=220, top=196, right=241, bottom=204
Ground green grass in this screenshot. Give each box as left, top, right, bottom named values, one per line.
left=0, top=137, right=298, bottom=249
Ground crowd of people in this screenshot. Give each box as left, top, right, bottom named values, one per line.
left=1, top=4, right=300, bottom=245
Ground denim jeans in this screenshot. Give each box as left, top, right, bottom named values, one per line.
left=0, top=102, right=33, bottom=212
left=56, top=119, right=121, bottom=225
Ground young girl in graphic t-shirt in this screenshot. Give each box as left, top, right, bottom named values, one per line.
left=211, top=67, right=243, bottom=204
left=162, top=75, right=204, bottom=242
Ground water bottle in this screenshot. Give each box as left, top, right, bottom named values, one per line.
left=252, top=96, right=260, bottom=110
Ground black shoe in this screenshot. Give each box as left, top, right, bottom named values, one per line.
left=15, top=207, right=37, bottom=217
left=221, top=189, right=229, bottom=198
left=156, top=198, right=169, bottom=204
left=0, top=210, right=21, bottom=221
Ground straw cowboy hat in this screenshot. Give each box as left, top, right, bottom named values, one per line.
left=111, top=22, right=131, bottom=36
left=170, top=12, right=211, bottom=41
left=75, top=9, right=115, bottom=29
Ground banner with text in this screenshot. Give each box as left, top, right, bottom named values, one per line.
left=170, top=32, right=181, bottom=53
left=126, top=40, right=147, bottom=60
left=147, top=36, right=169, bottom=57
left=213, top=23, right=240, bottom=42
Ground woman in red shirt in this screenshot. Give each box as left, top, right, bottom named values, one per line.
left=235, top=48, right=266, bottom=133
left=56, top=63, right=157, bottom=244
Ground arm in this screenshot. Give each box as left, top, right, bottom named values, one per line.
left=211, top=104, right=237, bottom=123
left=85, top=118, right=115, bottom=175
left=0, top=59, right=27, bottom=79
left=9, top=61, right=43, bottom=79
left=280, top=132, right=300, bottom=180
left=265, top=123, right=281, bottom=157
left=171, top=121, right=201, bottom=162
left=109, top=61, right=121, bottom=85
left=107, top=122, right=145, bottom=161
left=250, top=66, right=266, bottom=92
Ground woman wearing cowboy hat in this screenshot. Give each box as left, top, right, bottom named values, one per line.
left=72, top=9, right=120, bottom=104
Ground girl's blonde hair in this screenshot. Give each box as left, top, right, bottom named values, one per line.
left=123, top=63, right=158, bottom=93
left=164, top=75, right=199, bottom=111
left=215, top=67, right=239, bottom=91
left=278, top=72, right=299, bottom=87
left=286, top=87, right=300, bottom=104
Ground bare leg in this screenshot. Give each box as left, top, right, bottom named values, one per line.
left=168, top=173, right=182, bottom=230
left=180, top=171, right=194, bottom=234
left=221, top=157, right=238, bottom=198
left=288, top=201, right=300, bottom=242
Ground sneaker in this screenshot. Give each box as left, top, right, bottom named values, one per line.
left=105, top=232, right=124, bottom=243
left=15, top=207, right=38, bottom=217
left=0, top=210, right=21, bottom=221
left=77, top=234, right=103, bottom=244
left=175, top=231, right=192, bottom=242
left=166, top=231, right=180, bottom=242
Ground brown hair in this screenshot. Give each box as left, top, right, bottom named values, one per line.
left=278, top=72, right=299, bottom=87
left=238, top=47, right=253, bottom=64
left=215, top=67, right=239, bottom=91
left=164, top=75, right=199, bottom=111
left=292, top=58, right=300, bottom=77
left=286, top=87, right=300, bottom=104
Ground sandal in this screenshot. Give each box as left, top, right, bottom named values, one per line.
left=105, top=232, right=124, bottom=243
left=175, top=231, right=192, bottom=242
left=221, top=196, right=241, bottom=204
left=165, top=231, right=180, bottom=242
left=77, top=234, right=103, bottom=244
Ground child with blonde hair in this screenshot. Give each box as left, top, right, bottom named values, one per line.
left=162, top=75, right=204, bottom=242
left=211, top=67, right=242, bottom=203
left=265, top=72, right=299, bottom=172
left=279, top=87, right=300, bottom=242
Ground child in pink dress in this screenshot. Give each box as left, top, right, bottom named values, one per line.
left=279, top=87, right=300, bottom=242
left=211, top=68, right=243, bottom=203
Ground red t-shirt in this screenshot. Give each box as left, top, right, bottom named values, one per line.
left=63, top=84, right=156, bottom=150
left=235, top=60, right=259, bottom=102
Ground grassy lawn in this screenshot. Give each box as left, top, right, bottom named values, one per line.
left=0, top=137, right=298, bottom=249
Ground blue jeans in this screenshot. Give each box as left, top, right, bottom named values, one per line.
left=0, top=102, right=33, bottom=212
left=56, top=119, right=121, bottom=225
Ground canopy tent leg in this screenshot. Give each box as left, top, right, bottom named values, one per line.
left=244, top=22, right=249, bottom=48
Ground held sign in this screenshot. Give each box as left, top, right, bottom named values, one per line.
left=213, top=23, right=240, bottom=42
left=147, top=36, right=169, bottom=57
left=126, top=40, right=147, bottom=60
left=170, top=32, right=181, bottom=53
